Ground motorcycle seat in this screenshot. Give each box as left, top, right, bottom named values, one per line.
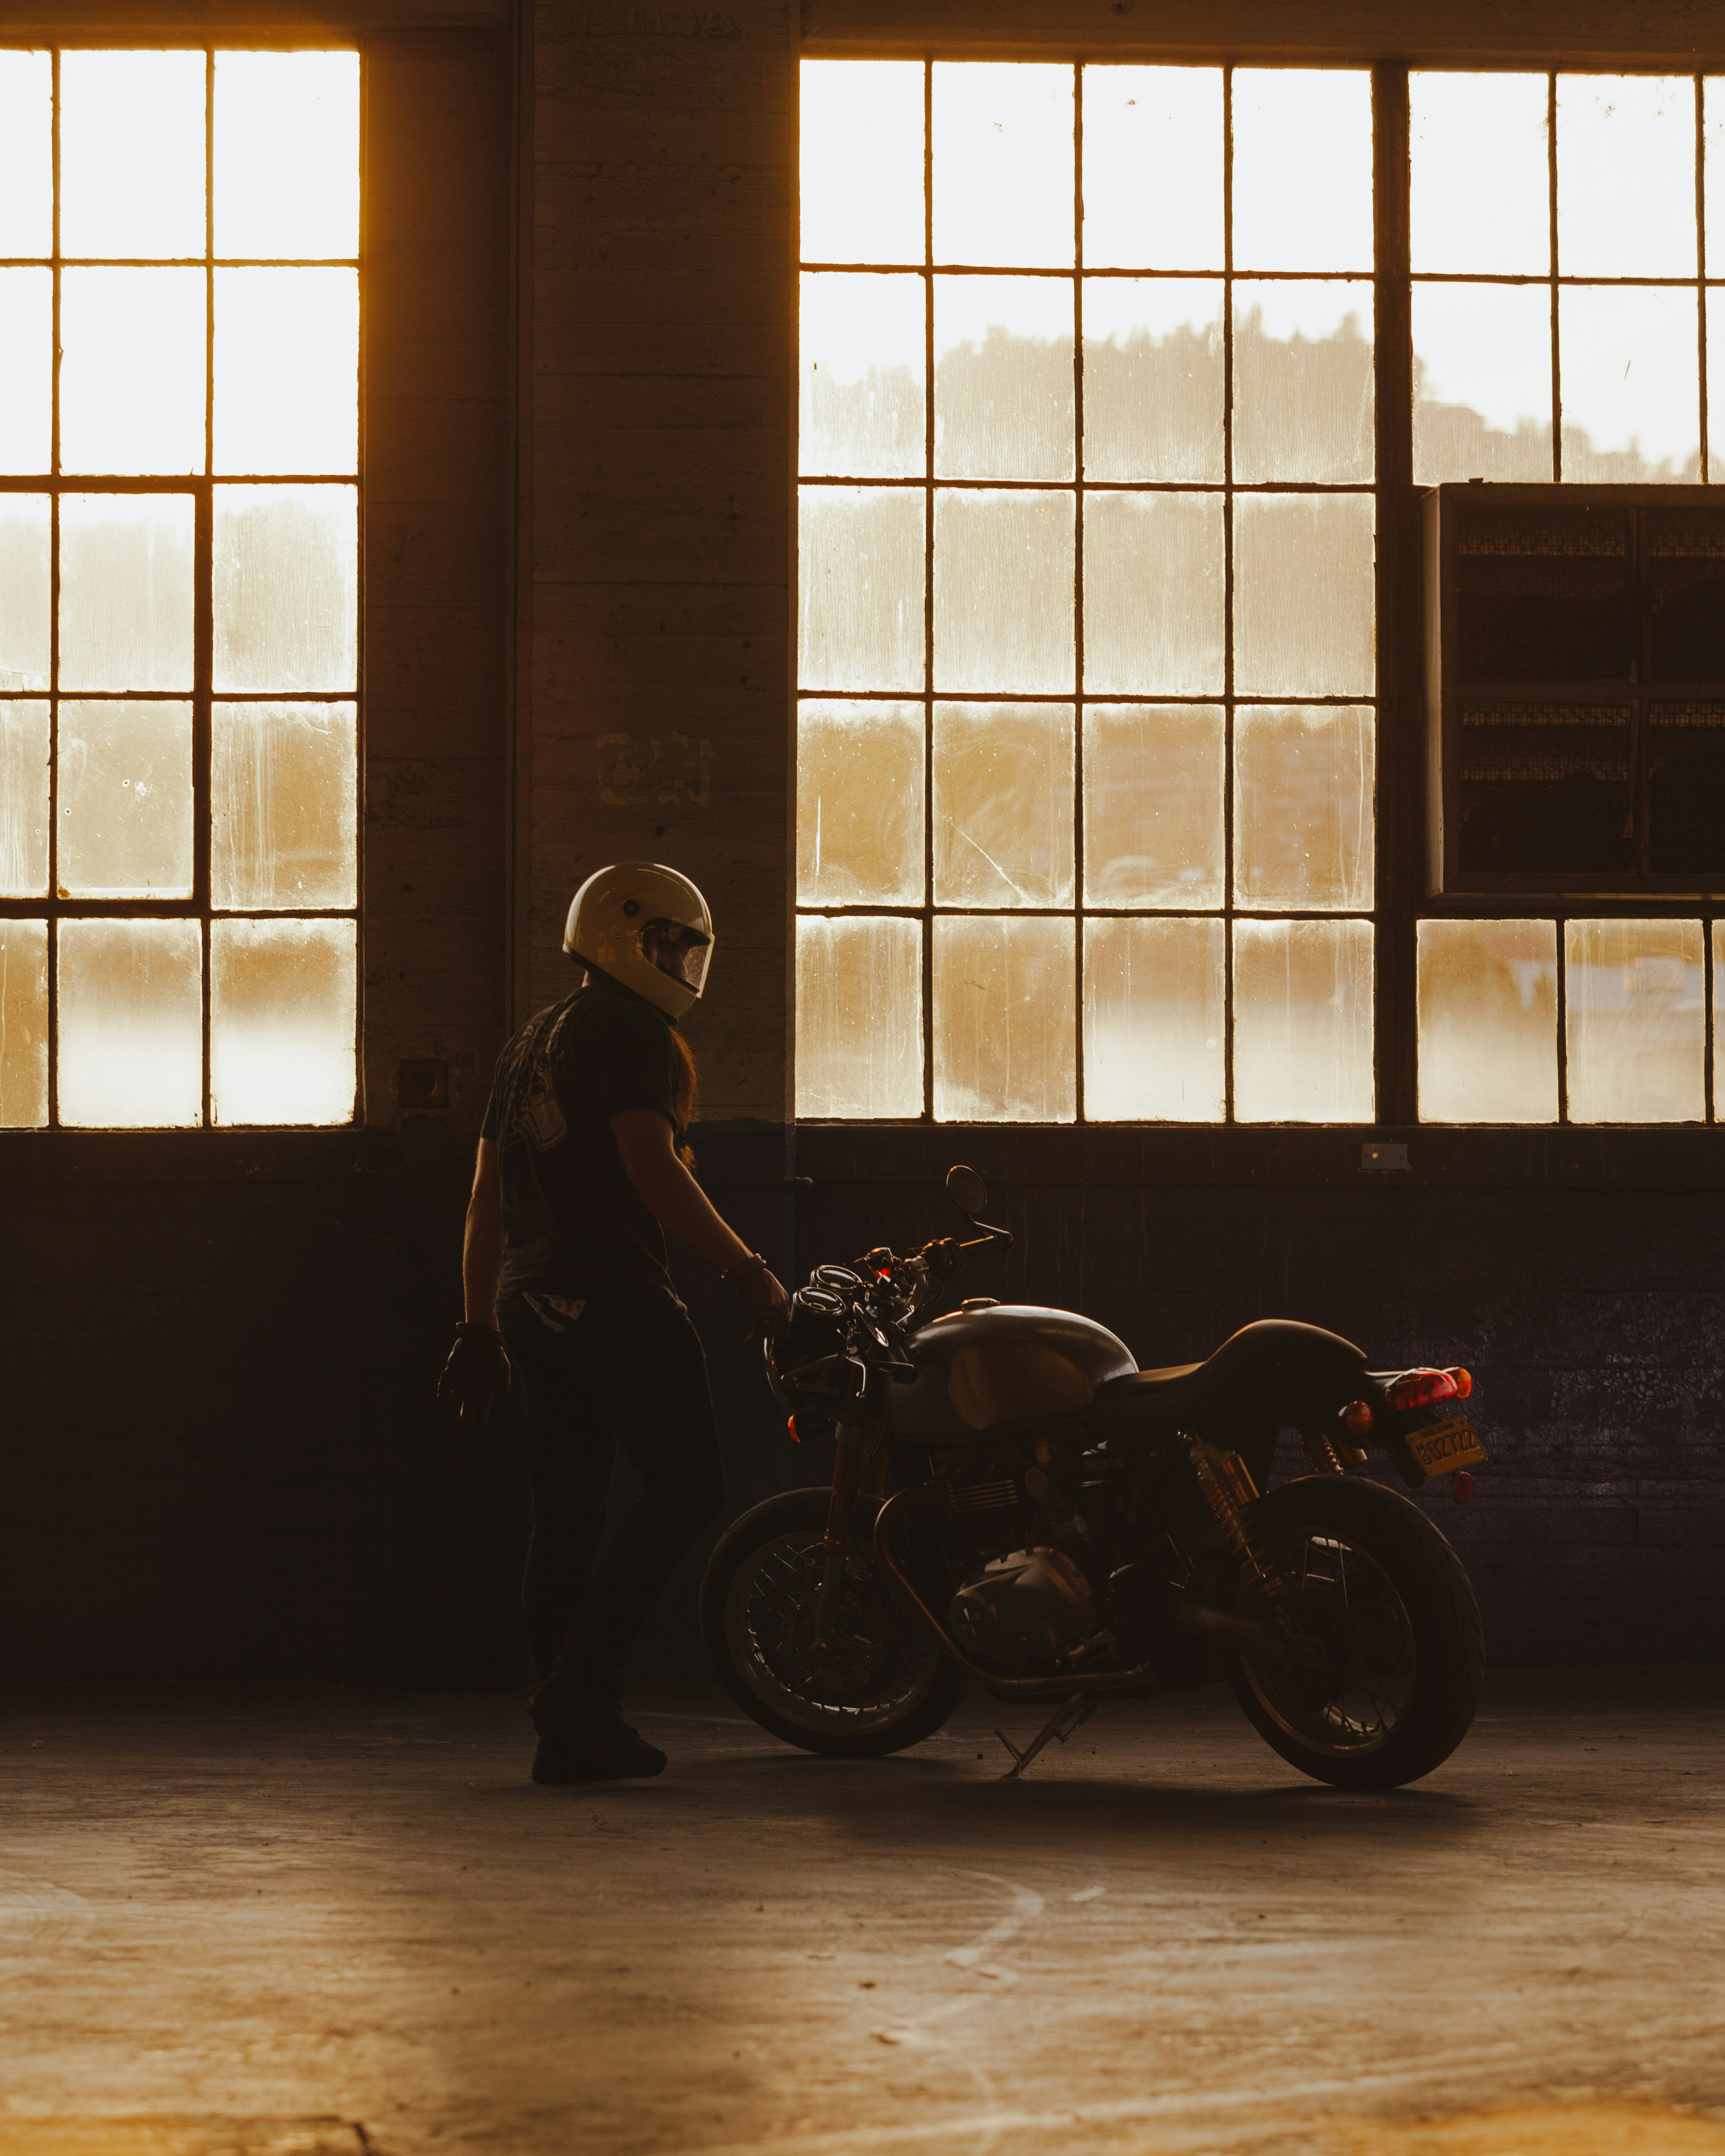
left=1090, top=1318, right=1366, bottom=1432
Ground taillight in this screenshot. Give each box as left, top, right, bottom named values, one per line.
left=1391, top=1368, right=1460, bottom=1412
left=787, top=1415, right=801, bottom=1444
left=1343, top=1399, right=1375, bottom=1436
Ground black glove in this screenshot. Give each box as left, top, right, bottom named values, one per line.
left=437, top=1322, right=511, bottom=1424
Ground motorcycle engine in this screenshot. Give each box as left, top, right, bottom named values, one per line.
left=949, top=1548, right=1097, bottom=1672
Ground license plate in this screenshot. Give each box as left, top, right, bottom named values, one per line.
left=1407, top=1415, right=1487, bottom=1476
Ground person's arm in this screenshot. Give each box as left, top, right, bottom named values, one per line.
left=462, top=1137, right=505, bottom=1327
left=611, top=1109, right=789, bottom=1336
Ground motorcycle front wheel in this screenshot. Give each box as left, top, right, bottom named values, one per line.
left=1226, top=1475, right=1485, bottom=1790
left=701, top=1488, right=968, bottom=1758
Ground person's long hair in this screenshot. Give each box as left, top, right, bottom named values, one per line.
left=669, top=1024, right=700, bottom=1170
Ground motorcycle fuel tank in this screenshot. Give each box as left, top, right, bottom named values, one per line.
left=889, top=1303, right=1137, bottom=1441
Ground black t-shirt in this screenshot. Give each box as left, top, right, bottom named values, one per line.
left=481, top=978, right=684, bottom=1310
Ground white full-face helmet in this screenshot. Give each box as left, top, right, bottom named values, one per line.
left=563, top=862, right=715, bottom=1021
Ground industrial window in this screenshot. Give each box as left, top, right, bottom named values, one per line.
left=0, top=47, right=360, bottom=1130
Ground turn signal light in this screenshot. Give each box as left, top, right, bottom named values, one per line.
left=1450, top=1368, right=1473, bottom=1399
left=1390, top=1368, right=1460, bottom=1412
left=1343, top=1399, right=1375, bottom=1436
left=787, top=1415, right=801, bottom=1445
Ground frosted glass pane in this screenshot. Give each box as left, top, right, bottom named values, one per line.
left=1085, top=493, right=1223, bottom=696
left=215, top=52, right=360, bottom=260
left=1711, top=81, right=1725, bottom=283
left=215, top=270, right=359, bottom=476
left=60, top=271, right=207, bottom=477
left=57, top=700, right=194, bottom=899
left=795, top=700, right=924, bottom=906
left=0, top=919, right=48, bottom=1127
left=933, top=914, right=1075, bottom=1122
left=211, top=702, right=358, bottom=910
left=1233, top=919, right=1374, bottom=1123
left=213, top=485, right=358, bottom=693
left=1234, top=704, right=1374, bottom=912
left=59, top=494, right=195, bottom=693
left=211, top=918, right=356, bottom=1127
left=1413, top=283, right=1554, bottom=485
left=1557, top=75, right=1696, bottom=279
left=0, top=704, right=49, bottom=896
left=801, top=61, right=925, bottom=265
left=933, top=64, right=1074, bottom=270
left=57, top=917, right=203, bottom=1128
left=1081, top=67, right=1223, bottom=271
left=1082, top=279, right=1223, bottom=482
left=60, top=51, right=205, bottom=259
left=1565, top=918, right=1704, bottom=1124
left=0, top=497, right=50, bottom=692
left=1559, top=288, right=1700, bottom=484
left=0, top=53, right=52, bottom=258
left=800, top=274, right=925, bottom=479
left=795, top=915, right=923, bottom=1118
left=1232, top=71, right=1373, bottom=273
left=1417, top=918, right=1557, bottom=1124
left=933, top=702, right=1073, bottom=907
left=1233, top=494, right=1375, bottom=697
left=1232, top=281, right=1373, bottom=484
left=0, top=271, right=51, bottom=473
left=933, top=490, right=1073, bottom=694
left=1083, top=703, right=1223, bottom=909
left=1083, top=916, right=1225, bottom=1121
left=934, top=276, right=1073, bottom=481
left=798, top=487, right=924, bottom=693
left=1410, top=73, right=1550, bottom=275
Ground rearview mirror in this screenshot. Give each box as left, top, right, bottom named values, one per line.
left=946, top=1164, right=989, bottom=1219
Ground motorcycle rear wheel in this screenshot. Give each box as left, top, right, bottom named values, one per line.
left=702, top=1488, right=969, bottom=1758
left=1226, top=1476, right=1484, bottom=1790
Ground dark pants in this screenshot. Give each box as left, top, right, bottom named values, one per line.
left=499, top=1296, right=727, bottom=1706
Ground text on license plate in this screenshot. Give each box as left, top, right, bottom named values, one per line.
left=1408, top=1416, right=1487, bottom=1476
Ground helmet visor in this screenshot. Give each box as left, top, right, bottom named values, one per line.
left=642, top=918, right=713, bottom=999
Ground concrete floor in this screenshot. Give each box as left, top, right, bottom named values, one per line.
left=2, top=1675, right=1724, bottom=2156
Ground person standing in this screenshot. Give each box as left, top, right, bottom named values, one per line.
left=438, top=863, right=789, bottom=1784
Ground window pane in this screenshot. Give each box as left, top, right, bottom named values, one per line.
left=1083, top=703, right=1223, bottom=909
left=1411, top=72, right=1549, bottom=275
left=934, top=275, right=1073, bottom=481
left=1559, top=287, right=1700, bottom=483
left=215, top=270, right=358, bottom=476
left=933, top=490, right=1073, bottom=693
left=1233, top=918, right=1374, bottom=1122
left=1565, top=918, right=1704, bottom=1124
left=796, top=700, right=924, bottom=906
left=1081, top=66, right=1223, bottom=271
left=210, top=918, right=356, bottom=1126
left=57, top=700, right=194, bottom=899
left=57, top=917, right=203, bottom=1129
left=1083, top=915, right=1225, bottom=1121
left=0, top=919, right=48, bottom=1127
left=1083, top=493, right=1223, bottom=696
left=1082, top=278, right=1223, bottom=482
left=0, top=496, right=50, bottom=691
left=1232, top=70, right=1373, bottom=273
left=1232, top=493, right=1375, bottom=697
left=933, top=702, right=1073, bottom=907
left=60, top=50, right=205, bottom=259
left=0, top=703, right=49, bottom=896
left=213, top=484, right=358, bottom=693
left=800, top=273, right=925, bottom=480
left=1414, top=283, right=1553, bottom=485
left=1557, top=74, right=1697, bottom=278
left=795, top=914, right=923, bottom=1117
left=1710, top=80, right=1725, bottom=275
left=1232, top=281, right=1373, bottom=484
left=215, top=51, right=359, bottom=260
left=801, top=61, right=925, bottom=266
left=933, top=914, right=1075, bottom=1121
left=211, top=701, right=358, bottom=910
left=59, top=494, right=196, bottom=693
left=60, top=270, right=207, bottom=477
left=798, top=487, right=925, bottom=693
left=0, top=52, right=52, bottom=258
left=1234, top=705, right=1374, bottom=912
left=0, top=270, right=51, bottom=474
left=933, top=63, right=1074, bottom=269
left=1417, top=918, right=1557, bottom=1124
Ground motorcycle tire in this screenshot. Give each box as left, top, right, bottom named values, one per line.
left=1225, top=1474, right=1484, bottom=1791
left=702, top=1488, right=969, bottom=1759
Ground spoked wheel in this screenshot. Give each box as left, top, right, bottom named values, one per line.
left=702, top=1489, right=967, bottom=1757
left=1226, top=1476, right=1484, bottom=1789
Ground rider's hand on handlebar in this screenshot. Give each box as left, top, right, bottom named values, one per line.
left=726, top=1256, right=791, bottom=1343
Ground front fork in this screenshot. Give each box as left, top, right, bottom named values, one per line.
left=813, top=1365, right=882, bottom=1643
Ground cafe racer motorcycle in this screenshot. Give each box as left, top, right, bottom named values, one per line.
left=702, top=1168, right=1487, bottom=1789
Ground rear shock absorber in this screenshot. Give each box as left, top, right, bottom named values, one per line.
left=1185, top=1437, right=1269, bottom=1589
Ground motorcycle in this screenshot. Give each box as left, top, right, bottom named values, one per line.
left=702, top=1166, right=1487, bottom=1789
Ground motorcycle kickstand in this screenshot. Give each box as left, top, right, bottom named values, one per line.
left=994, top=1692, right=1096, bottom=1781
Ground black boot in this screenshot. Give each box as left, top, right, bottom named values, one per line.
left=528, top=1676, right=666, bottom=1785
